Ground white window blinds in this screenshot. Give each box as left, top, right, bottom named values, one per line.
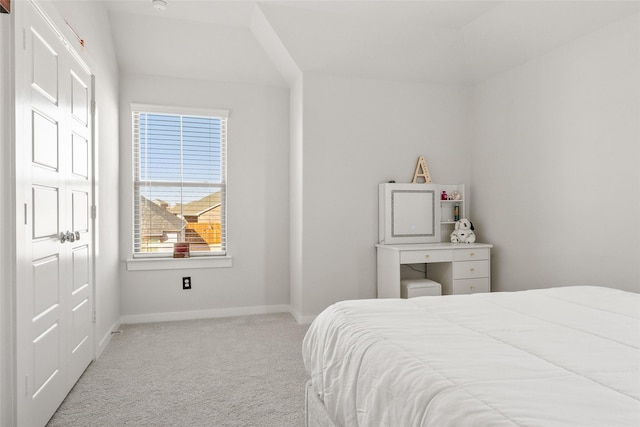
left=132, top=105, right=228, bottom=257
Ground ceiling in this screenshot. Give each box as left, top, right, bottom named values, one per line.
left=103, top=0, right=640, bottom=87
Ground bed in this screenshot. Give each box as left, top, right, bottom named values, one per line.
left=302, top=286, right=640, bottom=426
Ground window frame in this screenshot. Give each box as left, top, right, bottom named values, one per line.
left=130, top=103, right=229, bottom=261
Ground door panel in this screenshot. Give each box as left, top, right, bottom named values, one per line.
left=32, top=110, right=58, bottom=169
left=31, top=27, right=58, bottom=103
left=71, top=191, right=88, bottom=232
left=33, top=255, right=59, bottom=316
left=71, top=245, right=89, bottom=292
left=70, top=70, right=88, bottom=125
left=32, top=323, right=62, bottom=396
left=71, top=133, right=88, bottom=178
left=71, top=299, right=90, bottom=352
left=32, top=185, right=59, bottom=238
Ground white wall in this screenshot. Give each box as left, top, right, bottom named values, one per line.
left=297, top=73, right=471, bottom=318
left=47, top=0, right=122, bottom=357
left=471, top=14, right=640, bottom=293
left=119, top=74, right=290, bottom=320
left=0, top=10, right=13, bottom=426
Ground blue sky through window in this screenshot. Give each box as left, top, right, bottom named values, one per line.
left=138, top=112, right=223, bottom=205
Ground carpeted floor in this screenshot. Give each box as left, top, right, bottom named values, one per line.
left=47, top=313, right=310, bottom=427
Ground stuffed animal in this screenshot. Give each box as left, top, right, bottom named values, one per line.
left=450, top=218, right=476, bottom=243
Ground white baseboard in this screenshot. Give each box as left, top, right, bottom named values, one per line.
left=289, top=307, right=317, bottom=325
left=121, top=304, right=292, bottom=324
left=96, top=318, right=122, bottom=359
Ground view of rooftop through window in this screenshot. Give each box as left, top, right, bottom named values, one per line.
left=133, top=110, right=227, bottom=255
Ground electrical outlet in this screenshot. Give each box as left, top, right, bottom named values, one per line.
left=182, top=277, right=192, bottom=290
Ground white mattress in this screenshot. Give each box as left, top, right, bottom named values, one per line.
left=302, top=286, right=640, bottom=426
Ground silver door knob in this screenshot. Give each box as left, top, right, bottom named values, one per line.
left=60, top=232, right=67, bottom=243
left=75, top=231, right=81, bottom=241
left=65, top=231, right=75, bottom=242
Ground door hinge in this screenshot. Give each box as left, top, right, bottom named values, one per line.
left=24, top=203, right=28, bottom=225
left=91, top=101, right=96, bottom=115
left=91, top=205, right=97, bottom=220
left=92, top=309, right=96, bottom=323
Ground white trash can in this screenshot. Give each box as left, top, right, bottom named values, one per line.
left=401, top=279, right=442, bottom=298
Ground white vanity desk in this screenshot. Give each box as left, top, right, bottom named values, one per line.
left=376, top=243, right=493, bottom=298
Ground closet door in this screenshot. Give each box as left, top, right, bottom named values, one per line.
left=15, top=1, right=94, bottom=425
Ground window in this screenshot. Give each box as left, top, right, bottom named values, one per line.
left=132, top=104, right=228, bottom=257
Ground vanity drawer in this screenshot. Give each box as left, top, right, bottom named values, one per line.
left=453, top=248, right=489, bottom=262
left=400, top=250, right=453, bottom=264
left=453, top=260, right=489, bottom=279
left=453, top=278, right=490, bottom=294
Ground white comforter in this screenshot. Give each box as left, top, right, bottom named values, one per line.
left=302, top=286, right=640, bottom=426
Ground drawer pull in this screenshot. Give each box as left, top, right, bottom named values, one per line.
left=470, top=268, right=475, bottom=272
left=470, top=285, right=475, bottom=291
left=425, top=254, right=430, bottom=259
left=470, top=252, right=475, bottom=256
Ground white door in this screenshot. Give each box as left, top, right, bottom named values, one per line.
left=15, top=1, right=94, bottom=425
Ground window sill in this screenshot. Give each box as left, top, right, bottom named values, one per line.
left=126, top=256, right=232, bottom=271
